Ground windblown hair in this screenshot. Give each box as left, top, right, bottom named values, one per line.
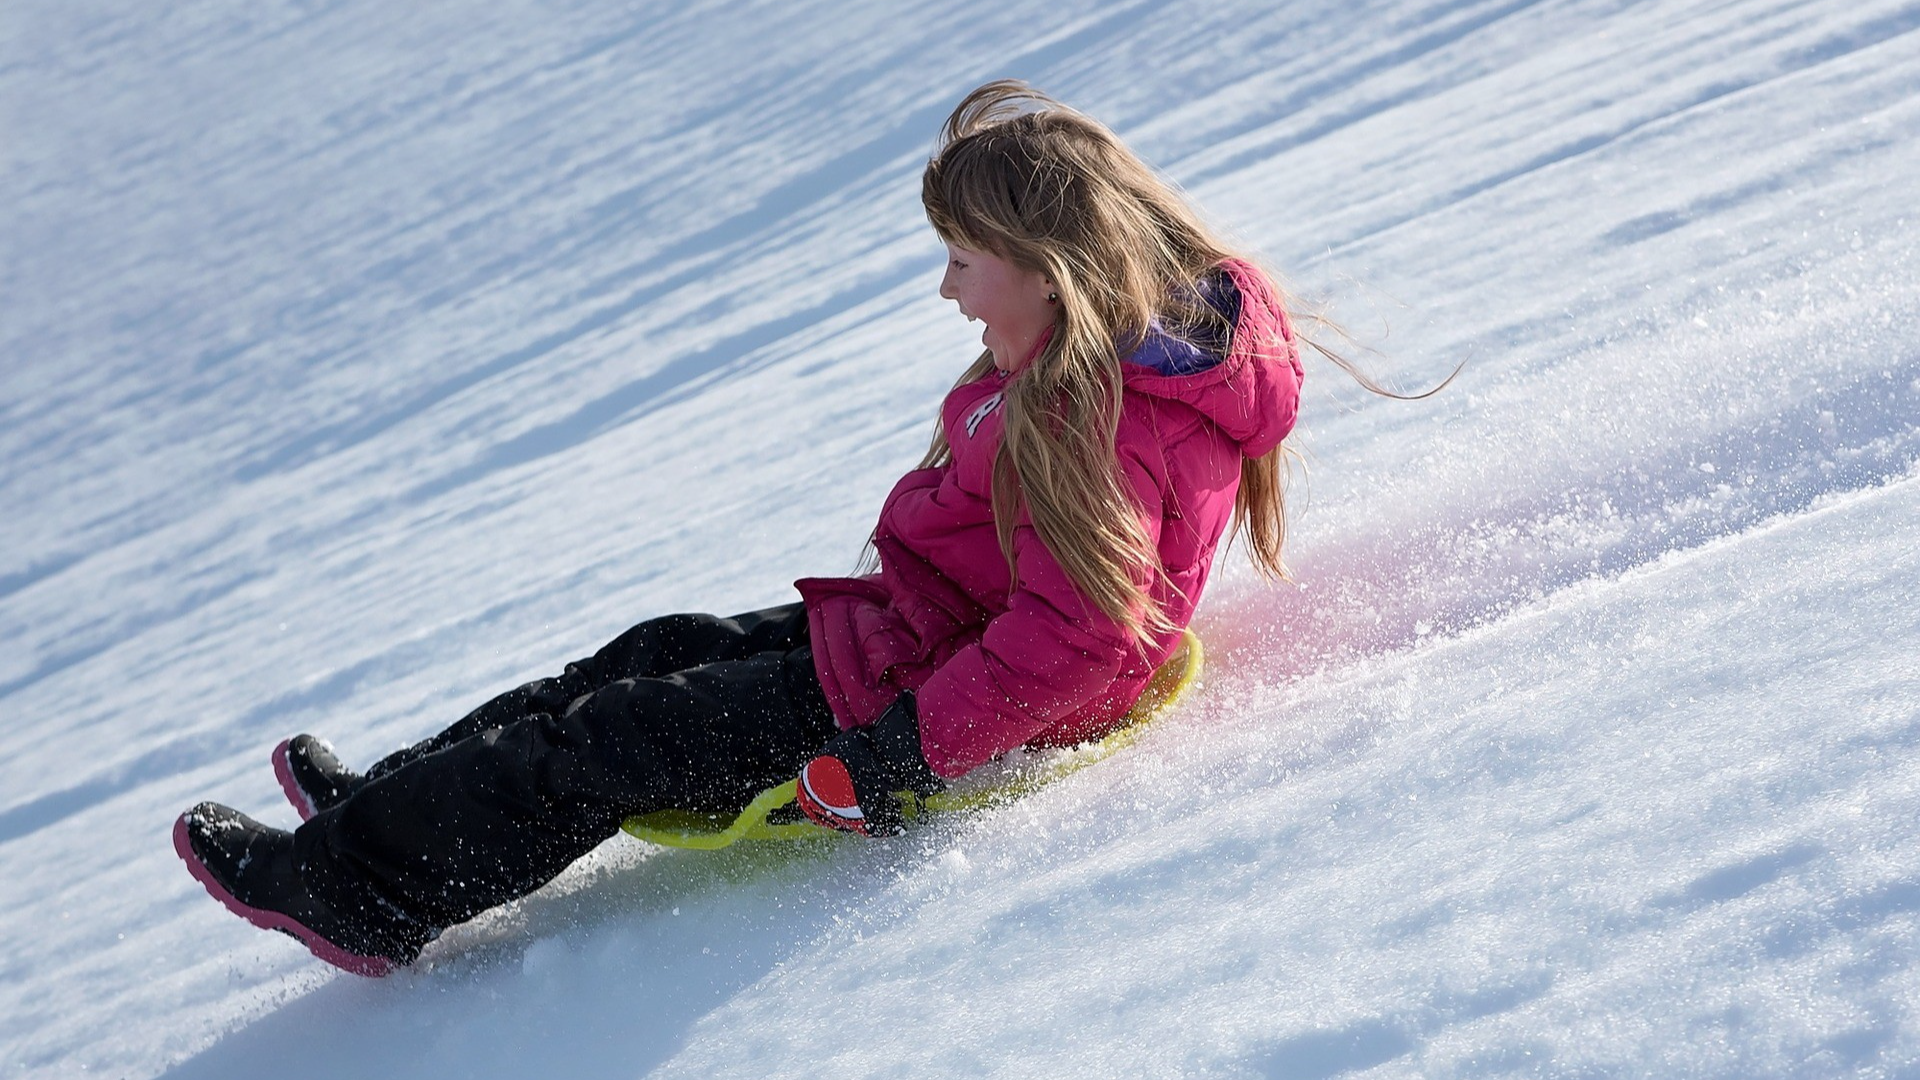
left=917, top=79, right=1291, bottom=644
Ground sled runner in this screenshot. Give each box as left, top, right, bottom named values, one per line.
left=621, top=628, right=1205, bottom=849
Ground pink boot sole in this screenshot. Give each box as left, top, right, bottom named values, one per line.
left=271, top=739, right=320, bottom=822
left=172, top=814, right=395, bottom=978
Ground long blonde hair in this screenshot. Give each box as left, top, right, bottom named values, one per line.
left=915, top=79, right=1298, bottom=644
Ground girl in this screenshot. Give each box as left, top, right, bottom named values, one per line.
left=175, top=79, right=1306, bottom=977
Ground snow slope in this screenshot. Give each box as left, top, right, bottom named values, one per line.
left=3, top=0, right=1918, bottom=1076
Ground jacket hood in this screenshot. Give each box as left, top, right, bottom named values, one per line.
left=1119, top=258, right=1303, bottom=459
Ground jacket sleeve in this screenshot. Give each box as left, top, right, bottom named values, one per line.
left=911, top=451, right=1166, bottom=778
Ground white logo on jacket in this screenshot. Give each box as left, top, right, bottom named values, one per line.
left=964, top=392, right=1004, bottom=438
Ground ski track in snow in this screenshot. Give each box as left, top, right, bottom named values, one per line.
left=2, top=0, right=1918, bottom=1076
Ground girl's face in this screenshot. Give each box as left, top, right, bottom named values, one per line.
left=939, top=242, right=1056, bottom=373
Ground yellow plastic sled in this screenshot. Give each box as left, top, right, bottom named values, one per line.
left=621, top=629, right=1205, bottom=850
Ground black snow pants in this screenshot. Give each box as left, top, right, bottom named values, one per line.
left=290, top=602, right=838, bottom=940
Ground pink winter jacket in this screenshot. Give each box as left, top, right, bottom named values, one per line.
left=796, top=259, right=1303, bottom=779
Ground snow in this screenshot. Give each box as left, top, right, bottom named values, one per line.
left=4, top=0, right=1918, bottom=1076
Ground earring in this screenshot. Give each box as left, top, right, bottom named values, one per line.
left=1047, top=291, right=1058, bottom=304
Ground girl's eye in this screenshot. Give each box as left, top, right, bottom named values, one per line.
left=950, top=260, right=966, bottom=270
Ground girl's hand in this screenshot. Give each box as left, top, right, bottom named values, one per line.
left=795, top=694, right=942, bottom=837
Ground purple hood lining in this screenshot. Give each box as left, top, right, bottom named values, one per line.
left=1123, top=268, right=1243, bottom=376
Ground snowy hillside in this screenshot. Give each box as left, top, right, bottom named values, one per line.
left=4, top=0, right=1918, bottom=1076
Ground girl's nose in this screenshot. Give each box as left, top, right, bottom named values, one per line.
left=938, top=268, right=957, bottom=301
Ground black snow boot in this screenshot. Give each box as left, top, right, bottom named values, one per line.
left=173, top=802, right=429, bottom=976
left=273, top=735, right=365, bottom=820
